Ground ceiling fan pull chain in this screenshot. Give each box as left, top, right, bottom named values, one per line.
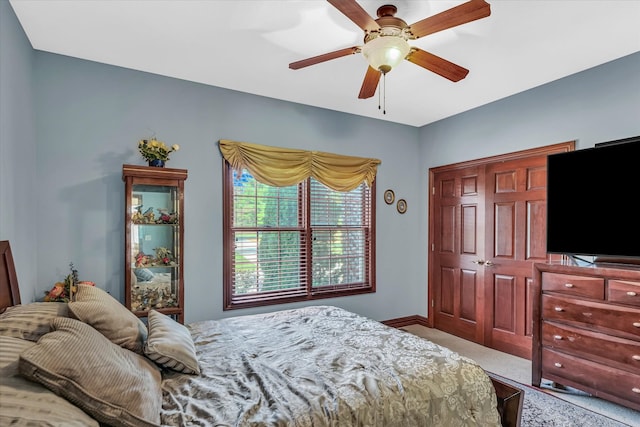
left=383, top=73, right=386, bottom=115
left=378, top=79, right=382, bottom=111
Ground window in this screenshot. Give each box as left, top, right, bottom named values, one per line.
left=223, top=163, right=376, bottom=309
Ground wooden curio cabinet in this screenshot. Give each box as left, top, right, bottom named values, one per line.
left=122, top=165, right=187, bottom=323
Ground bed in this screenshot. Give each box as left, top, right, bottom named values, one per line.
left=0, top=240, right=516, bottom=427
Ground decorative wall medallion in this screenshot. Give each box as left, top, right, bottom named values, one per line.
left=396, top=199, right=407, bottom=214
left=384, top=189, right=395, bottom=205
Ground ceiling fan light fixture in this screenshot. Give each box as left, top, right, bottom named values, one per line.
left=361, top=35, right=410, bottom=74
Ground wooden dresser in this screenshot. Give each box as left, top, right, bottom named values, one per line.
left=532, top=262, right=640, bottom=411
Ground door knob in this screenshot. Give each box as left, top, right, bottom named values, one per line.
left=484, top=260, right=494, bottom=267
left=472, top=260, right=485, bottom=265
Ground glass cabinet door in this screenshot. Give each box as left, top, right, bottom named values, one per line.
left=130, top=185, right=180, bottom=313
left=123, top=165, right=187, bottom=323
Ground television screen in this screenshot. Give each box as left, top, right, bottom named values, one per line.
left=546, top=137, right=640, bottom=260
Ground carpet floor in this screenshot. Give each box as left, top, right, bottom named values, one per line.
left=402, top=325, right=640, bottom=427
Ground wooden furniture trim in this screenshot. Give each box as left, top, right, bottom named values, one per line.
left=0, top=240, right=21, bottom=311
left=122, top=164, right=188, bottom=181
left=381, top=314, right=429, bottom=328
left=541, top=348, right=640, bottom=410
left=429, top=141, right=576, bottom=173
left=122, top=164, right=188, bottom=323
left=488, top=373, right=524, bottom=427
left=532, top=262, right=640, bottom=411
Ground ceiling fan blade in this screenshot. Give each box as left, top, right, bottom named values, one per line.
left=289, top=47, right=360, bottom=70
left=327, top=0, right=379, bottom=32
left=358, top=66, right=381, bottom=99
left=409, top=0, right=491, bottom=39
left=406, top=48, right=469, bottom=82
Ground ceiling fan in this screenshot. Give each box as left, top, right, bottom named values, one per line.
left=289, top=0, right=491, bottom=100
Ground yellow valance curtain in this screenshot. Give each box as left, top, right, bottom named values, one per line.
left=219, top=140, right=381, bottom=192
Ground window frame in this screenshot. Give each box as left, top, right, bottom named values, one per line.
left=223, top=161, right=376, bottom=310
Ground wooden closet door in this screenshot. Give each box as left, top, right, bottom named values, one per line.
left=428, top=142, right=575, bottom=358
left=431, top=166, right=486, bottom=343
left=483, top=155, right=549, bottom=359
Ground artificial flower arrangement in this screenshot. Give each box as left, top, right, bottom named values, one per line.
left=134, top=247, right=176, bottom=268
left=138, top=137, right=180, bottom=162
left=154, top=247, right=174, bottom=265
left=132, top=206, right=178, bottom=225
left=131, top=247, right=177, bottom=310
left=43, top=262, right=95, bottom=302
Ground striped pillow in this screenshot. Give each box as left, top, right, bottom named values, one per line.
left=144, top=310, right=200, bottom=374
left=0, top=376, right=101, bottom=427
left=68, top=284, right=147, bottom=354
left=0, top=336, right=99, bottom=427
left=0, top=302, right=68, bottom=341
left=0, top=336, right=34, bottom=376
left=19, top=317, right=162, bottom=427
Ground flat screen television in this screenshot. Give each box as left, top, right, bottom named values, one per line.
left=546, top=136, right=640, bottom=263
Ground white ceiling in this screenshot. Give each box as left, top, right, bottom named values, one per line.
left=9, top=0, right=640, bottom=127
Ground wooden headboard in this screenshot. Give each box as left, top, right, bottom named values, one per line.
left=0, top=240, right=21, bottom=311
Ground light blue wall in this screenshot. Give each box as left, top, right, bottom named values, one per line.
left=29, top=49, right=423, bottom=323
left=418, top=51, right=640, bottom=165
left=0, top=0, right=38, bottom=301
left=2, top=2, right=638, bottom=322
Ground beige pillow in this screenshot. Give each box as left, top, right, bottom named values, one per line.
left=1, top=376, right=101, bottom=427
left=144, top=310, right=200, bottom=374
left=68, top=284, right=147, bottom=353
left=0, top=335, right=99, bottom=427
left=0, top=302, right=68, bottom=341
left=0, top=336, right=34, bottom=377
left=19, top=317, right=162, bottom=427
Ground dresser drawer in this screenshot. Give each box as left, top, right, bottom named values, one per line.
left=542, top=348, right=640, bottom=407
left=541, top=272, right=604, bottom=299
left=609, top=279, right=640, bottom=307
left=542, top=321, right=640, bottom=372
left=542, top=294, right=640, bottom=340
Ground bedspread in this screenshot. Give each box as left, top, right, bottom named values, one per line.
left=161, top=306, right=500, bottom=427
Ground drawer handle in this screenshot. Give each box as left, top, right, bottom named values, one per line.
left=634, top=322, right=640, bottom=328
left=564, top=283, right=574, bottom=288
left=633, top=355, right=640, bottom=361
left=554, top=307, right=564, bottom=312
left=554, top=362, right=563, bottom=368
left=633, top=388, right=640, bottom=394
left=553, top=335, right=563, bottom=340
left=627, top=291, right=638, bottom=296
